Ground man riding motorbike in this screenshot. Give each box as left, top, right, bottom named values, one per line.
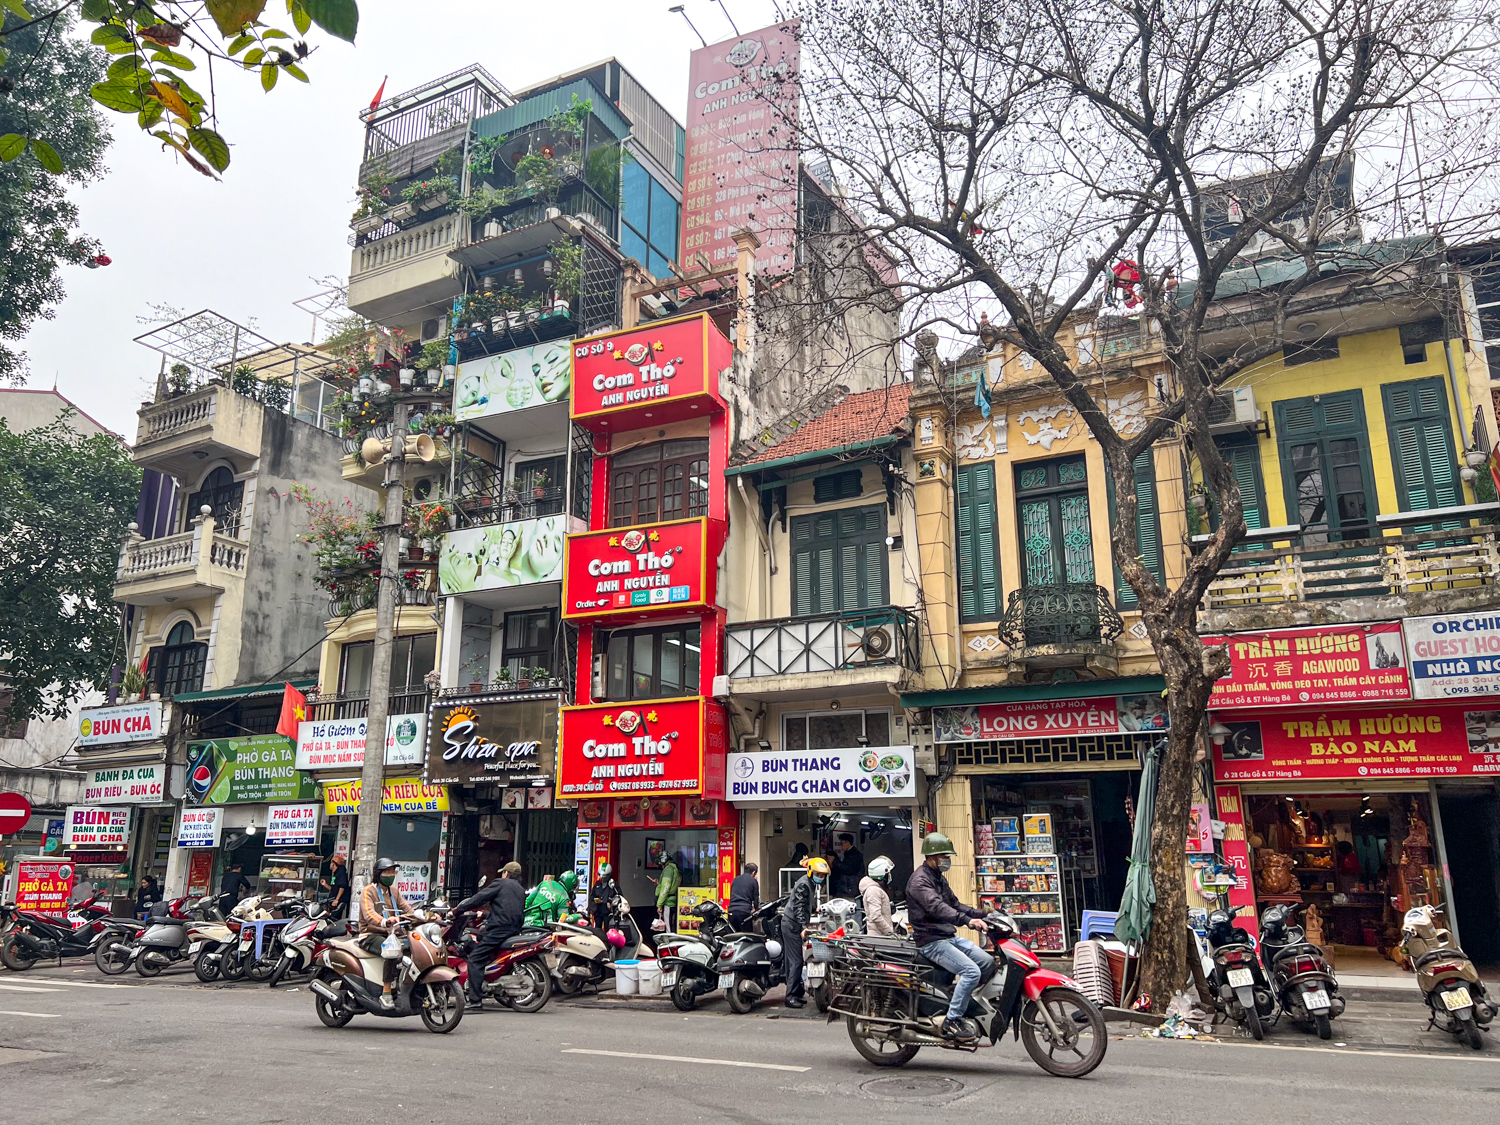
left=359, top=857, right=416, bottom=1008
left=525, top=871, right=579, bottom=928
left=906, top=832, right=992, bottom=1041
left=782, top=857, right=827, bottom=1009
left=588, top=863, right=619, bottom=931
left=860, top=856, right=896, bottom=936
left=450, top=861, right=526, bottom=1011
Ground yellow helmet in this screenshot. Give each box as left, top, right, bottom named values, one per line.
left=803, top=857, right=830, bottom=876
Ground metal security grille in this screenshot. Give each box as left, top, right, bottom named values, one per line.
left=580, top=236, right=622, bottom=334
left=954, top=733, right=1151, bottom=770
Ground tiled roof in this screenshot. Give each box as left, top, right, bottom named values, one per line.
left=738, top=382, right=913, bottom=467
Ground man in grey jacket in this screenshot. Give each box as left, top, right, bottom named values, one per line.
left=905, top=833, right=991, bottom=1040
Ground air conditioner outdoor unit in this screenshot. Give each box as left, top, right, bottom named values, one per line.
left=1207, top=386, right=1259, bottom=433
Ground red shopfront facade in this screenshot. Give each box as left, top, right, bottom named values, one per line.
left=560, top=313, right=740, bottom=918
left=1204, top=622, right=1500, bottom=963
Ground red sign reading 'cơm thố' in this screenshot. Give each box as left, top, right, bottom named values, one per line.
left=569, top=314, right=730, bottom=428
left=562, top=517, right=720, bottom=620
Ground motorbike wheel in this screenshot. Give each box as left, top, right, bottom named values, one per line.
left=420, top=979, right=467, bottom=1033
left=219, top=949, right=248, bottom=982
left=95, top=938, right=132, bottom=976
left=1, top=932, right=38, bottom=972
left=554, top=966, right=584, bottom=997
left=1243, top=1004, right=1265, bottom=1041
left=670, top=978, right=698, bottom=1011
left=509, top=960, right=552, bottom=1014
left=247, top=955, right=276, bottom=983
left=1020, top=987, right=1108, bottom=1079
left=267, top=953, right=293, bottom=989
left=1459, top=1013, right=1483, bottom=1050
left=193, top=946, right=221, bottom=983
left=726, top=977, right=757, bottom=1014
left=846, top=1015, right=920, bottom=1068
left=813, top=981, right=831, bottom=1014
left=314, top=972, right=354, bottom=1028
left=1314, top=1014, right=1332, bottom=1040
left=136, top=950, right=165, bottom=977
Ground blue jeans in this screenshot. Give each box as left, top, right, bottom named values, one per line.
left=920, top=936, right=994, bottom=1020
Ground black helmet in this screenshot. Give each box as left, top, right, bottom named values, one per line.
left=375, top=856, right=398, bottom=873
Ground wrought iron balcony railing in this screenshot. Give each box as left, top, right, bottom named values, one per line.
left=999, top=583, right=1124, bottom=649
left=308, top=690, right=431, bottom=722
left=725, top=606, right=921, bottom=679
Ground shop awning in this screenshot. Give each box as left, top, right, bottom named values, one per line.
left=171, top=678, right=316, bottom=704
left=901, top=675, right=1165, bottom=708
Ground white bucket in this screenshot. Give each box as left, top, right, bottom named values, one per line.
left=637, top=959, right=663, bottom=997
left=615, top=960, right=640, bottom=996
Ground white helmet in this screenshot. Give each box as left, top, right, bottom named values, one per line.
left=868, top=856, right=896, bottom=882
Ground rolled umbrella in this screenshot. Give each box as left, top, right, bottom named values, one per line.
left=1114, top=739, right=1161, bottom=947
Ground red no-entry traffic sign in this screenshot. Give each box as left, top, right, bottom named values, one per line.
left=0, top=791, right=33, bottom=836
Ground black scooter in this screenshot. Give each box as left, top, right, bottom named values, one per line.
left=715, top=896, right=788, bottom=1014
left=1259, top=902, right=1343, bottom=1039
left=1205, top=902, right=1275, bottom=1039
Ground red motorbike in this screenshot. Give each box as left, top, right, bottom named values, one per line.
left=1, top=893, right=144, bottom=972
left=444, top=913, right=554, bottom=1012
left=827, top=910, right=1108, bottom=1077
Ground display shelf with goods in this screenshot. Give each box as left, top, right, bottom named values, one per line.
left=974, top=853, right=1068, bottom=952
left=257, top=853, right=322, bottom=899
left=1023, top=780, right=1100, bottom=879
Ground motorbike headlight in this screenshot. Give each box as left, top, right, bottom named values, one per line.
left=417, top=922, right=442, bottom=946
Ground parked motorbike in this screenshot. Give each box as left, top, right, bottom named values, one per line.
left=216, top=895, right=280, bottom=982
left=715, top=896, right=788, bottom=1014
left=657, top=899, right=735, bottom=1011
left=1205, top=901, right=1275, bottom=1040
left=1401, top=904, right=1497, bottom=1049
left=130, top=897, right=202, bottom=977
left=830, top=911, right=1107, bottom=1077
left=309, top=913, right=466, bottom=1033
left=1258, top=902, right=1343, bottom=1039
left=1, top=893, right=141, bottom=971
left=268, top=903, right=345, bottom=988
left=189, top=899, right=236, bottom=982
left=545, top=894, right=643, bottom=996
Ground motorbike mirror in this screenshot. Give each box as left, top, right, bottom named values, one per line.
left=478, top=876, right=489, bottom=887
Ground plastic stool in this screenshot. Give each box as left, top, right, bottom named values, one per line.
left=1079, top=910, right=1119, bottom=941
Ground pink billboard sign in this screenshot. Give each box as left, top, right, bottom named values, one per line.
left=682, top=21, right=800, bottom=276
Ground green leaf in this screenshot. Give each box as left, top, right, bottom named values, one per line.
left=29, top=139, right=63, bottom=175
left=187, top=127, right=231, bottom=172
left=80, top=0, right=110, bottom=21
left=204, top=0, right=268, bottom=37
left=261, top=63, right=278, bottom=92
left=0, top=134, right=26, bottom=162
left=148, top=49, right=196, bottom=71
left=261, top=28, right=289, bottom=39
left=300, top=0, right=357, bottom=42
left=90, top=24, right=131, bottom=48
left=107, top=54, right=144, bottom=80
left=170, top=72, right=205, bottom=105
left=138, top=99, right=165, bottom=129
left=243, top=47, right=265, bottom=65
left=0, top=45, right=7, bottom=67
left=90, top=81, right=146, bottom=113
left=227, top=34, right=254, bottom=55
left=1, top=0, right=32, bottom=20
left=284, top=62, right=308, bottom=83
left=290, top=1, right=311, bottom=34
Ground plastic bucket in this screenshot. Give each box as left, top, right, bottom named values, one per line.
left=615, top=959, right=640, bottom=996
left=637, top=959, right=663, bottom=997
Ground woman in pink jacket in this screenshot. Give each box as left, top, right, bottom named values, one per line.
left=859, top=856, right=896, bottom=936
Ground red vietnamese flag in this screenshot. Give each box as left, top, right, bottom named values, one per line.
left=275, top=682, right=308, bottom=741
left=369, top=76, right=388, bottom=112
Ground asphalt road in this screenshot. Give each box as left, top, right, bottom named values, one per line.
left=2, top=964, right=1499, bottom=1125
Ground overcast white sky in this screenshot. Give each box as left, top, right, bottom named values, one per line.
left=23, top=0, right=783, bottom=437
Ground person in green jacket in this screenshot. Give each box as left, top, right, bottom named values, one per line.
left=649, top=853, right=680, bottom=931
left=524, top=871, right=578, bottom=927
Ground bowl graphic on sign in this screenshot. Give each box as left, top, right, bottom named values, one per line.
left=727, top=37, right=763, bottom=67
left=620, top=529, right=647, bottom=552
left=614, top=710, right=641, bottom=734
left=624, top=342, right=651, bottom=365
left=79, top=718, right=93, bottom=737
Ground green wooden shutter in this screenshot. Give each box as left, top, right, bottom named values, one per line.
left=956, top=463, right=1000, bottom=621
left=792, top=506, right=884, bottom=615
left=1382, top=377, right=1460, bottom=516
left=814, top=469, right=862, bottom=503
left=1109, top=451, right=1164, bottom=609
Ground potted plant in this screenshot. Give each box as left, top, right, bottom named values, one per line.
left=516, top=670, right=532, bottom=691
left=398, top=367, right=415, bottom=388
left=530, top=469, right=551, bottom=499
left=422, top=412, right=456, bottom=438
left=167, top=362, right=192, bottom=397
left=417, top=340, right=449, bottom=385
left=531, top=666, right=553, bottom=688
left=493, top=667, right=515, bottom=690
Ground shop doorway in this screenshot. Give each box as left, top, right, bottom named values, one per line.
left=1437, top=789, right=1500, bottom=964
left=618, top=828, right=719, bottom=934
left=522, top=808, right=577, bottom=883
left=761, top=809, right=914, bottom=901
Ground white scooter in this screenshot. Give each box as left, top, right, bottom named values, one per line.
left=658, top=900, right=736, bottom=1010
left=545, top=894, right=642, bottom=995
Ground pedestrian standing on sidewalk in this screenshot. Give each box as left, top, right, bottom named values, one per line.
left=218, top=862, right=253, bottom=914
left=321, top=854, right=350, bottom=918
left=649, top=852, right=680, bottom=932
left=782, top=857, right=827, bottom=1008
left=729, top=862, right=761, bottom=932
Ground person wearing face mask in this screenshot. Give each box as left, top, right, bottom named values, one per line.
left=781, top=856, right=827, bottom=1008
left=829, top=833, right=864, bottom=897
left=905, top=833, right=991, bottom=1041
left=359, top=857, right=416, bottom=1008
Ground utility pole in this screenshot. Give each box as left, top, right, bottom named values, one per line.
left=351, top=395, right=410, bottom=906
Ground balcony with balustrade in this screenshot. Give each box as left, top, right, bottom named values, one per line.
left=1196, top=507, right=1500, bottom=632
left=723, top=606, right=922, bottom=699
left=133, top=384, right=266, bottom=478
left=113, top=515, right=248, bottom=606
left=990, top=582, right=1126, bottom=675
left=347, top=211, right=468, bottom=324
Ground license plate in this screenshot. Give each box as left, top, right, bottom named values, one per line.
left=1442, top=987, right=1473, bottom=1011
left=718, top=973, right=734, bottom=990
left=1227, top=968, right=1254, bottom=988
left=1304, top=988, right=1331, bottom=1011
left=808, top=963, right=826, bottom=981
left=660, top=969, right=676, bottom=988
